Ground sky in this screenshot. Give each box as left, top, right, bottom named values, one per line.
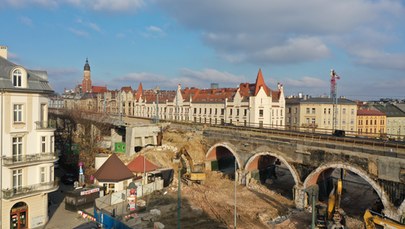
left=1, top=0, right=405, bottom=100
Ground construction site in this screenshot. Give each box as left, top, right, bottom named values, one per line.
left=121, top=126, right=398, bottom=229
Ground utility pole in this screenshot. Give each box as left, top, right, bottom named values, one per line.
left=330, top=69, right=340, bottom=133
left=153, top=87, right=160, bottom=123
left=234, top=158, right=237, bottom=229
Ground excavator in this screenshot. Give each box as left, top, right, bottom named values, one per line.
left=174, top=147, right=206, bottom=185
left=315, top=171, right=346, bottom=229
left=364, top=209, right=405, bottom=229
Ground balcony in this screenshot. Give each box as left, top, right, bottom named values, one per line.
left=2, top=152, right=58, bottom=167
left=2, top=178, right=59, bottom=200
left=35, top=120, right=56, bottom=130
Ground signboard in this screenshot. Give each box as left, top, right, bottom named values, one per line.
left=80, top=188, right=100, bottom=196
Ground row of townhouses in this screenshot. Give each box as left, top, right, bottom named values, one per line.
left=1, top=46, right=58, bottom=228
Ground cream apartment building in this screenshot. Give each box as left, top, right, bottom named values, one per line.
left=0, top=46, right=58, bottom=228
left=285, top=97, right=357, bottom=135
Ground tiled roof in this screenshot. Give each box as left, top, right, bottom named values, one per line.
left=93, top=154, right=134, bottom=182
left=357, top=109, right=385, bottom=116
left=127, top=155, right=159, bottom=173
left=373, top=104, right=405, bottom=117
left=254, top=69, right=270, bottom=96
left=92, top=86, right=107, bottom=93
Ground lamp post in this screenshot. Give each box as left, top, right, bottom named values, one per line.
left=234, top=158, right=237, bottom=229
left=153, top=87, right=160, bottom=123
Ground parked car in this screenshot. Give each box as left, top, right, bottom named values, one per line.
left=61, top=173, right=76, bottom=185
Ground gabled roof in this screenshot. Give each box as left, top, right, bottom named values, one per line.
left=127, top=155, right=159, bottom=173
left=135, top=83, right=143, bottom=101
left=254, top=68, right=270, bottom=96
left=93, top=154, right=134, bottom=182
left=373, top=104, right=405, bottom=117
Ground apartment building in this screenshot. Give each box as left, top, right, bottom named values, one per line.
left=372, top=104, right=405, bottom=140
left=97, top=69, right=285, bottom=128
left=0, top=46, right=58, bottom=228
left=357, top=109, right=386, bottom=138
left=285, top=97, right=357, bottom=134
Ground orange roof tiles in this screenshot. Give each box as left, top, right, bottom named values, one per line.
left=92, top=86, right=107, bottom=93
left=127, top=155, right=159, bottom=173
left=254, top=69, right=270, bottom=96
left=357, top=109, right=386, bottom=116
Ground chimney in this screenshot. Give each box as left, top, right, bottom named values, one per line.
left=0, top=46, right=7, bottom=59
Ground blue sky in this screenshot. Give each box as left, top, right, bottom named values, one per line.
left=1, top=0, right=405, bottom=100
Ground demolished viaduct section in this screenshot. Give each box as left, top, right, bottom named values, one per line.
left=199, top=126, right=405, bottom=221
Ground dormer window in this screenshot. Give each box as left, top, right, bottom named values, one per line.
left=13, top=69, right=22, bottom=87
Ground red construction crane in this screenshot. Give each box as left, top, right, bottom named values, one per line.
left=330, top=69, right=340, bottom=132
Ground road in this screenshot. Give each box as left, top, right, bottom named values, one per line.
left=45, top=168, right=94, bottom=229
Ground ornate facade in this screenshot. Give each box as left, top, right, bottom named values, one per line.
left=0, top=46, right=58, bottom=228
left=98, top=69, right=285, bottom=128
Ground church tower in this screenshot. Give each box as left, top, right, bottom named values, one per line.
left=82, top=58, right=92, bottom=93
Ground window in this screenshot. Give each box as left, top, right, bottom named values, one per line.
left=50, top=166, right=54, bottom=181
left=288, top=107, right=291, bottom=114
left=12, top=69, right=22, bottom=87
left=306, top=108, right=310, bottom=114
left=244, top=109, right=247, bottom=116
left=221, top=109, right=224, bottom=115
left=324, top=108, right=326, bottom=114
left=236, top=109, right=239, bottom=116
left=51, top=136, right=54, bottom=153
left=13, top=169, right=23, bottom=190
left=12, top=137, right=23, bottom=162
left=13, top=104, right=23, bottom=122
left=343, top=108, right=346, bottom=114
left=311, top=118, right=316, bottom=124
left=259, top=109, right=263, bottom=117
left=41, top=136, right=46, bottom=153
left=312, top=108, right=316, bottom=114
left=40, top=167, right=46, bottom=183
left=294, top=108, right=298, bottom=114
left=328, top=108, right=331, bottom=114
left=351, top=109, right=354, bottom=115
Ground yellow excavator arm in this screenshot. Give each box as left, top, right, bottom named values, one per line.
left=364, top=209, right=405, bottom=229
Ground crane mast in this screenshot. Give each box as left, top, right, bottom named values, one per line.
left=330, top=69, right=340, bottom=132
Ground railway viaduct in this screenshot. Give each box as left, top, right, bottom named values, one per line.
left=49, top=110, right=405, bottom=221
left=196, top=125, right=405, bottom=221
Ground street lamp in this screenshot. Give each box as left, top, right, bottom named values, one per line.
left=234, top=158, right=237, bottom=229
left=153, top=87, right=160, bottom=123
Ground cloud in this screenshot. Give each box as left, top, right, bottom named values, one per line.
left=45, top=67, right=81, bottom=92
left=157, top=0, right=405, bottom=67
left=105, top=68, right=246, bottom=90
left=68, top=28, right=89, bottom=37
left=179, top=68, right=245, bottom=85
left=19, top=16, right=33, bottom=27
left=285, top=76, right=328, bottom=88
left=2, top=0, right=144, bottom=12
left=66, top=0, right=144, bottom=12
left=141, top=26, right=166, bottom=38
left=75, top=18, right=102, bottom=32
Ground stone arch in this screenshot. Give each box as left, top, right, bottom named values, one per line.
left=206, top=142, right=242, bottom=169
left=303, top=162, right=394, bottom=214
left=244, top=152, right=301, bottom=186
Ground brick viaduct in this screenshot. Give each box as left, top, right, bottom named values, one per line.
left=194, top=125, right=405, bottom=221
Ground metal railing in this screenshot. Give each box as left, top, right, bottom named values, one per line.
left=1, top=178, right=59, bottom=199
left=2, top=152, right=58, bottom=166
left=35, top=120, right=56, bottom=129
